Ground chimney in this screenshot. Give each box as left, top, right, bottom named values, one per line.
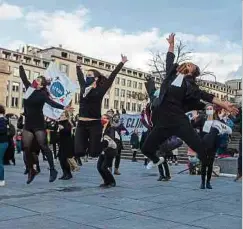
left=59, top=44, right=62, bottom=48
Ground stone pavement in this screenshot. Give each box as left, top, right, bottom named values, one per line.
left=0, top=155, right=242, bottom=229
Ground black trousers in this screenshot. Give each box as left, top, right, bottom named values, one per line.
left=158, top=161, right=170, bottom=177
left=75, top=120, right=103, bottom=158
left=97, top=154, right=116, bottom=185
left=59, top=150, right=71, bottom=176
left=114, top=149, right=121, bottom=169
left=22, top=129, right=55, bottom=170
left=142, top=117, right=218, bottom=164
left=201, top=150, right=215, bottom=183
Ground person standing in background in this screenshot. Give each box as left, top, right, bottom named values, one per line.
left=130, top=129, right=140, bottom=162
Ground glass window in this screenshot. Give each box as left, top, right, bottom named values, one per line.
left=114, top=100, right=119, bottom=109
left=127, top=90, right=131, bottom=98
left=115, top=88, right=119, bottom=96
left=12, top=82, right=20, bottom=92
left=115, top=77, right=120, bottom=85
left=126, top=102, right=130, bottom=111
left=121, top=79, right=126, bottom=86
left=127, top=80, right=131, bottom=87
left=104, top=98, right=109, bottom=109
left=11, top=97, right=19, bottom=108
left=133, top=81, right=137, bottom=88
left=121, top=89, right=125, bottom=97
left=138, top=83, right=142, bottom=90
left=13, top=67, right=19, bottom=77
left=132, top=103, right=136, bottom=111
left=33, top=72, right=40, bottom=79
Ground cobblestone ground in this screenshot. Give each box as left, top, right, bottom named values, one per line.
left=0, top=154, right=242, bottom=229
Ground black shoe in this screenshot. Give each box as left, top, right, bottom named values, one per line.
left=49, top=169, right=58, bottom=182
left=206, top=182, right=212, bottom=189
left=132, top=158, right=137, bottom=162
left=59, top=174, right=66, bottom=180
left=12, top=159, right=16, bottom=166
left=163, top=176, right=171, bottom=181
left=157, top=176, right=166, bottom=181
left=63, top=174, right=72, bottom=180
left=200, top=182, right=205, bottom=189
left=26, top=169, right=37, bottom=184
left=108, top=182, right=116, bottom=187
left=24, top=168, right=29, bottom=175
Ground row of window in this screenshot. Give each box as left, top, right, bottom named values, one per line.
left=103, top=98, right=142, bottom=112
left=12, top=63, right=69, bottom=79
left=114, top=88, right=142, bottom=98
left=201, top=82, right=234, bottom=94
left=115, top=77, right=143, bottom=89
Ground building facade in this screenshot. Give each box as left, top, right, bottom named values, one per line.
left=0, top=45, right=150, bottom=117
left=225, top=79, right=242, bottom=104
left=0, top=45, right=240, bottom=118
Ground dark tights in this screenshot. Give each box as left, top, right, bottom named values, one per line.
left=142, top=118, right=218, bottom=164
left=97, top=154, right=116, bottom=185
left=114, top=149, right=121, bottom=169
left=201, top=151, right=216, bottom=183
left=22, top=129, right=54, bottom=170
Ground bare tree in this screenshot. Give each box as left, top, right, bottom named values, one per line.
left=149, top=40, right=216, bottom=80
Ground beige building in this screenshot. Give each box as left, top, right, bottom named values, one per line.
left=225, top=79, right=242, bottom=104
left=0, top=44, right=240, bottom=118
left=0, top=45, right=150, bottom=117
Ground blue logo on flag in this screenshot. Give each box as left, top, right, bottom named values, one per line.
left=50, top=81, right=65, bottom=98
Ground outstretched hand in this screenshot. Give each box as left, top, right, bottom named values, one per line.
left=65, top=106, right=75, bottom=112
left=166, top=33, right=175, bottom=45
left=121, top=54, right=128, bottom=64
left=77, top=59, right=82, bottom=67
left=223, top=101, right=239, bottom=116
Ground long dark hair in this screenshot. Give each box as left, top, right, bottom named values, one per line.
left=88, top=69, right=108, bottom=87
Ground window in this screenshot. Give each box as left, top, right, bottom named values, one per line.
left=127, top=80, right=131, bottom=87
left=61, top=52, right=68, bottom=58
left=132, top=103, right=136, bottom=111
left=115, top=88, right=119, bottom=96
left=137, top=104, right=142, bottom=112
left=60, top=64, right=68, bottom=73
left=120, top=101, right=125, bottom=110
left=11, top=97, right=19, bottom=108
left=114, top=100, right=119, bottom=109
left=127, top=90, right=131, bottom=98
left=5, top=96, right=8, bottom=107
left=12, top=82, right=20, bottom=92
left=133, top=81, right=137, bottom=88
left=138, top=83, right=142, bottom=90
left=7, top=81, right=9, bottom=91
left=121, top=79, right=126, bottom=86
left=126, top=102, right=130, bottom=111
left=121, top=89, right=125, bottom=97
left=13, top=67, right=19, bottom=77
left=22, top=98, right=24, bottom=108
left=43, top=61, right=49, bottom=68
left=33, top=72, right=40, bottom=79
left=75, top=93, right=80, bottom=104
left=115, top=77, right=120, bottom=85
left=25, top=70, right=31, bottom=79
left=104, top=98, right=109, bottom=109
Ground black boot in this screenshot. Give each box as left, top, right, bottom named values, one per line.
left=206, top=181, right=212, bottom=189
left=26, top=169, right=37, bottom=184
left=12, top=158, right=16, bottom=166
left=63, top=173, right=72, bottom=180
left=200, top=181, right=205, bottom=189
left=157, top=175, right=165, bottom=181
left=24, top=168, right=29, bottom=175
left=59, top=173, right=66, bottom=180
left=49, top=169, right=58, bottom=182
left=36, top=165, right=41, bottom=174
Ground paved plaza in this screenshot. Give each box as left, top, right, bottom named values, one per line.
left=0, top=155, right=242, bottom=229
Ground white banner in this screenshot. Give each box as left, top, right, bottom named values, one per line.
left=120, top=114, right=147, bottom=141
left=43, top=62, right=77, bottom=120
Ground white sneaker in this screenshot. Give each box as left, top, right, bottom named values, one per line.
left=0, top=180, right=5, bottom=187
left=212, top=120, right=232, bottom=135
left=146, top=157, right=164, bottom=170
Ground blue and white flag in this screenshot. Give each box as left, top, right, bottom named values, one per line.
left=43, top=62, right=77, bottom=120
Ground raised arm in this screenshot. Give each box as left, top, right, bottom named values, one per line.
left=44, top=92, right=65, bottom=110
left=19, top=60, right=31, bottom=89
left=102, top=54, right=128, bottom=92
left=76, top=60, right=85, bottom=90
left=144, top=76, right=156, bottom=100
left=165, top=33, right=176, bottom=78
